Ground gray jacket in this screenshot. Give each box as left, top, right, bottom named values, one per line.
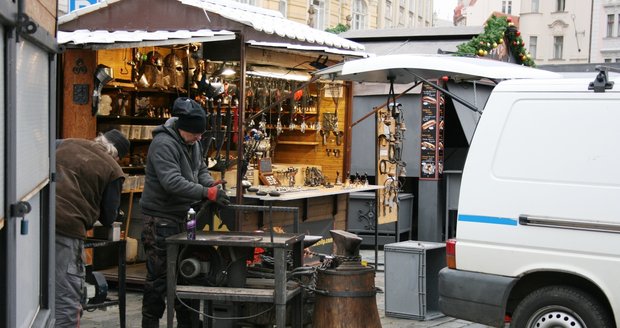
left=140, top=117, right=215, bottom=221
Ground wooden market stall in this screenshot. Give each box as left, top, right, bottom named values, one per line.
left=57, top=0, right=371, bottom=270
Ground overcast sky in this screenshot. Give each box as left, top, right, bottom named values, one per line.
left=434, top=0, right=458, bottom=21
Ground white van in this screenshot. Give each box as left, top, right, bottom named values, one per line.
left=439, top=70, right=620, bottom=328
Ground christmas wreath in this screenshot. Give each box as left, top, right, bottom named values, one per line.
left=456, top=15, right=535, bottom=67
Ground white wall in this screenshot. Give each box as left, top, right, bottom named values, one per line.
left=591, top=0, right=620, bottom=63
left=464, top=0, right=522, bottom=26
left=519, top=0, right=591, bottom=65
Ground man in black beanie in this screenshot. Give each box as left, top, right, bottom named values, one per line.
left=55, top=129, right=129, bottom=326
left=140, top=97, right=230, bottom=328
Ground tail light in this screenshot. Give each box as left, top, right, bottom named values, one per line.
left=446, top=238, right=457, bottom=269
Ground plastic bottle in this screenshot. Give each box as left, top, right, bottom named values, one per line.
left=186, top=208, right=196, bottom=240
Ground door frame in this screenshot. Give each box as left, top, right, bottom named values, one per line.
left=1, top=1, right=59, bottom=326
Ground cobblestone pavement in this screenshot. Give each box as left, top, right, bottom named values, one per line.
left=81, top=250, right=492, bottom=328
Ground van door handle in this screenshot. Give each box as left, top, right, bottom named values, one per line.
left=519, top=214, right=620, bottom=233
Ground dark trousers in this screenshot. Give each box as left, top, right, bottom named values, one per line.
left=141, top=216, right=199, bottom=327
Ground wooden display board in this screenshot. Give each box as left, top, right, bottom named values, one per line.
left=376, top=107, right=398, bottom=225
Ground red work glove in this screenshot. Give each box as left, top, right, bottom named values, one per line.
left=205, top=185, right=230, bottom=207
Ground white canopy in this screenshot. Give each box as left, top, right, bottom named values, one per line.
left=315, top=53, right=562, bottom=83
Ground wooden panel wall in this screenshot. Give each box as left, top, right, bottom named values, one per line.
left=274, top=82, right=348, bottom=186
left=61, top=49, right=98, bottom=139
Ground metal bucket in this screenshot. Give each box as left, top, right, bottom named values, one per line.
left=312, top=266, right=381, bottom=328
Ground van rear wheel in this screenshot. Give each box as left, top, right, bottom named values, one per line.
left=511, top=286, right=612, bottom=328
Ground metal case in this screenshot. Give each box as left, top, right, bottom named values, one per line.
left=384, top=240, right=446, bottom=320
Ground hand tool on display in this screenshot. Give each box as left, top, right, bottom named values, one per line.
left=314, top=85, right=322, bottom=133
left=276, top=115, right=283, bottom=135
left=388, top=142, right=402, bottom=162
left=245, top=75, right=320, bottom=129
left=319, top=129, right=328, bottom=145
left=300, top=85, right=310, bottom=133
left=223, top=102, right=233, bottom=170
left=379, top=159, right=389, bottom=175
left=333, top=130, right=344, bottom=146
left=289, top=86, right=299, bottom=130
left=212, top=101, right=226, bottom=171
left=377, top=134, right=390, bottom=147
left=202, top=99, right=216, bottom=167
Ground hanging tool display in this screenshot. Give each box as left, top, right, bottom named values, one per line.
left=318, top=82, right=342, bottom=146
left=377, top=79, right=407, bottom=219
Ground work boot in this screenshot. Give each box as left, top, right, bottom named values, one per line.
left=141, top=316, right=159, bottom=328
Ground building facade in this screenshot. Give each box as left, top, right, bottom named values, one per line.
left=519, top=0, right=591, bottom=65
left=454, top=0, right=522, bottom=26
left=454, top=0, right=592, bottom=65
left=58, top=0, right=434, bottom=31
left=591, top=0, right=620, bottom=63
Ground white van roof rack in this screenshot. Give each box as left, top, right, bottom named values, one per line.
left=589, top=65, right=616, bottom=92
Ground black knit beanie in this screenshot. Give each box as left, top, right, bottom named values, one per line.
left=104, top=129, right=130, bottom=158
left=173, top=97, right=206, bottom=133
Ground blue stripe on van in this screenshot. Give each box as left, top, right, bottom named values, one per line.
left=458, top=214, right=518, bottom=226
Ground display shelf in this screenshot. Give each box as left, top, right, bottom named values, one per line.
left=96, top=115, right=168, bottom=125
left=276, top=141, right=319, bottom=146
left=120, top=166, right=145, bottom=171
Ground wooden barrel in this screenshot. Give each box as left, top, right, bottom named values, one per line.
left=312, top=266, right=381, bottom=328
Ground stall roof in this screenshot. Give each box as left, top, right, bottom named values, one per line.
left=340, top=26, right=483, bottom=56
left=58, top=0, right=366, bottom=56
left=314, top=53, right=562, bottom=83
left=57, top=29, right=236, bottom=50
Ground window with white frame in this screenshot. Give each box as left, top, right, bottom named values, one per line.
left=352, top=0, right=368, bottom=30
left=531, top=0, right=539, bottom=13
left=415, top=0, right=424, bottom=18
left=502, top=1, right=512, bottom=14
left=617, top=14, right=620, bottom=37
left=605, top=58, right=612, bottom=63
left=399, top=6, right=405, bottom=26
left=385, top=0, right=393, bottom=27
left=553, top=36, right=563, bottom=59
left=556, top=0, right=565, bottom=12
left=529, top=36, right=537, bottom=58
left=313, top=0, right=327, bottom=30
left=279, top=0, right=287, bottom=17
left=234, top=0, right=256, bottom=5
left=608, top=14, right=615, bottom=37
left=409, top=11, right=414, bottom=27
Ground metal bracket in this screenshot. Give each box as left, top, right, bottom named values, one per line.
left=17, top=13, right=37, bottom=35
left=589, top=66, right=615, bottom=92
left=10, top=201, right=31, bottom=218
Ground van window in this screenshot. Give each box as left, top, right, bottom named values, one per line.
left=492, top=98, right=620, bottom=187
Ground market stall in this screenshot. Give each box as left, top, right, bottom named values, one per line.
left=57, top=0, right=371, bottom=271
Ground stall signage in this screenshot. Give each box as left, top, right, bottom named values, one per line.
left=420, top=82, right=445, bottom=180
left=70, top=0, right=100, bottom=12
